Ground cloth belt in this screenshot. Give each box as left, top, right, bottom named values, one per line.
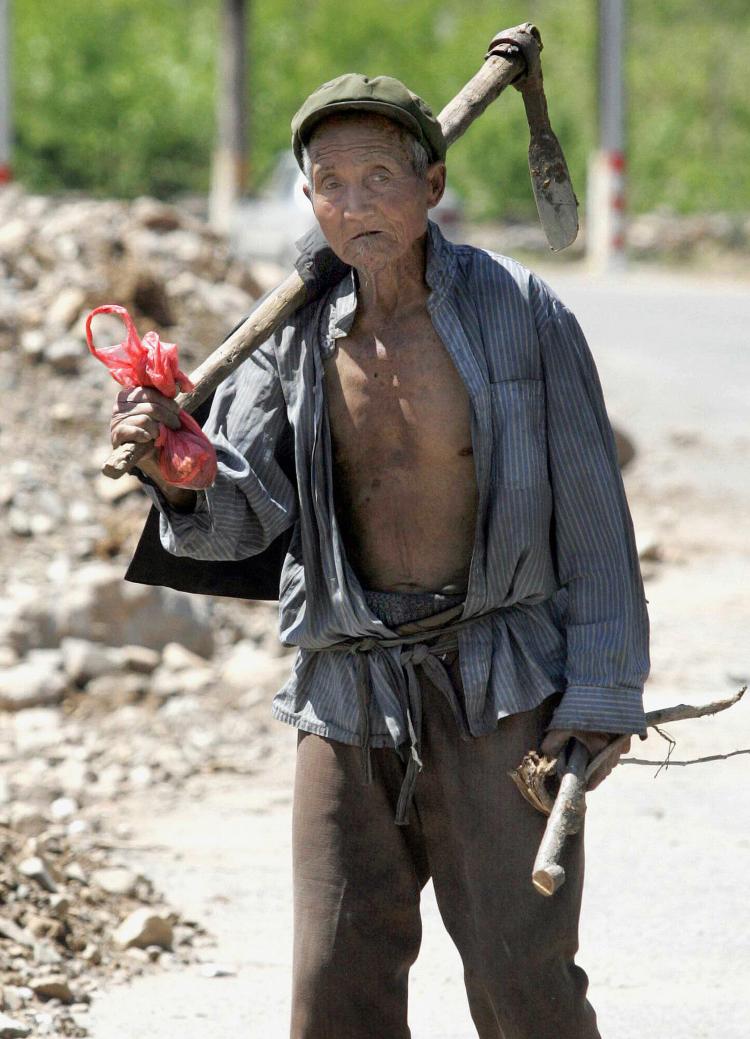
left=324, top=604, right=500, bottom=825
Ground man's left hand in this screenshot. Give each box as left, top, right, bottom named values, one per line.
left=539, top=729, right=631, bottom=791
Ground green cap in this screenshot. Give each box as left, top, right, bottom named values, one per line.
left=291, top=72, right=446, bottom=170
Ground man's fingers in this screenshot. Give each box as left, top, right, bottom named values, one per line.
left=586, top=736, right=631, bottom=791
left=539, top=729, right=573, bottom=758
left=112, top=397, right=181, bottom=431
left=111, top=422, right=158, bottom=447
left=115, top=387, right=181, bottom=420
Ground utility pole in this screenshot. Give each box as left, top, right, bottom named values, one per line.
left=0, top=0, right=11, bottom=185
left=587, top=0, right=626, bottom=271
left=209, top=0, right=248, bottom=232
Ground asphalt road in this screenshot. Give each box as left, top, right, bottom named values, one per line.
left=89, top=265, right=750, bottom=1039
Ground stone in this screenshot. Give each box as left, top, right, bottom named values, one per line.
left=220, top=640, right=291, bottom=692
left=63, top=862, right=87, bottom=884
left=0, top=217, right=31, bottom=255
left=11, top=707, right=62, bottom=754
left=53, top=760, right=89, bottom=798
left=119, top=645, right=160, bottom=674
left=53, top=562, right=214, bottom=655
left=46, top=287, right=86, bottom=332
left=94, top=472, right=142, bottom=503
left=131, top=197, right=184, bottom=233
left=31, top=1012, right=53, bottom=1035
left=44, top=336, right=86, bottom=374
left=31, top=975, right=75, bottom=1004
left=149, top=664, right=214, bottom=699
left=17, top=856, right=58, bottom=893
left=200, top=280, right=253, bottom=318
left=161, top=642, right=210, bottom=671
left=112, top=908, right=173, bottom=950
left=6, top=509, right=31, bottom=537
left=48, top=894, right=71, bottom=918
left=48, top=797, right=78, bottom=822
left=636, top=531, right=664, bottom=563
left=0, top=986, right=25, bottom=1011
left=128, top=765, right=153, bottom=789
left=60, top=638, right=122, bottom=685
left=0, top=917, right=34, bottom=948
left=50, top=400, right=76, bottom=424
left=90, top=867, right=140, bottom=897
left=0, top=659, right=67, bottom=711
left=7, top=804, right=47, bottom=836
left=85, top=672, right=149, bottom=705
left=0, top=1013, right=31, bottom=1038
left=28, top=513, right=55, bottom=537
left=200, top=961, right=237, bottom=978
left=19, top=329, right=45, bottom=362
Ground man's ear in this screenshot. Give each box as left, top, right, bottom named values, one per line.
left=426, top=162, right=447, bottom=210
left=302, top=182, right=312, bottom=204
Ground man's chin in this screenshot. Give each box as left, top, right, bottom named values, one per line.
left=341, top=237, right=411, bottom=273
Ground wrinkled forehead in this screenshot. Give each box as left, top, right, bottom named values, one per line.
left=306, top=111, right=410, bottom=163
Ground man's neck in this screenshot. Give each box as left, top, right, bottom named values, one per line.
left=353, top=233, right=429, bottom=327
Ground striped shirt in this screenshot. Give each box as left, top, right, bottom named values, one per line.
left=145, top=220, right=650, bottom=747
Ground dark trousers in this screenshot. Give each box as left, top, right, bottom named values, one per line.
left=290, top=652, right=600, bottom=1039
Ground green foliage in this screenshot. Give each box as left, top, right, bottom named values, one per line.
left=10, top=0, right=750, bottom=216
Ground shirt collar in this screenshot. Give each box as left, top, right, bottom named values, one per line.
left=322, top=219, right=459, bottom=355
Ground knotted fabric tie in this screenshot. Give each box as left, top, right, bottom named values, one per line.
left=333, top=622, right=473, bottom=826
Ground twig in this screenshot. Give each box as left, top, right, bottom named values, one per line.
left=585, top=687, right=746, bottom=782
left=622, top=748, right=750, bottom=768
left=643, top=687, right=745, bottom=726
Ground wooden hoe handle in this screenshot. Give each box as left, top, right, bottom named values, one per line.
left=531, top=740, right=590, bottom=896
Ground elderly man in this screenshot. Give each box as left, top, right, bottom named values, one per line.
left=112, top=74, right=649, bottom=1039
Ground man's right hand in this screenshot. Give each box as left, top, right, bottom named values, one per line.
left=110, top=388, right=197, bottom=510
left=110, top=386, right=181, bottom=471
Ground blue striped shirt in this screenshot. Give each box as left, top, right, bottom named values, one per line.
left=145, top=220, right=650, bottom=746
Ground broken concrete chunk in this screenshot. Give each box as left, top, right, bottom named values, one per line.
left=112, top=908, right=173, bottom=950
left=31, top=974, right=75, bottom=1004
left=0, top=1013, right=31, bottom=1038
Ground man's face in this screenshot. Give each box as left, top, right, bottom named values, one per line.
left=303, top=113, right=445, bottom=274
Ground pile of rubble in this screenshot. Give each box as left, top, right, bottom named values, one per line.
left=0, top=817, right=205, bottom=1039
left=0, top=188, right=294, bottom=1035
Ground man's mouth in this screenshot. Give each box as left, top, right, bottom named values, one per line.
left=351, top=230, right=382, bottom=240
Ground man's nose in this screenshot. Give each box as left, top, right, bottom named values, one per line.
left=342, top=183, right=374, bottom=219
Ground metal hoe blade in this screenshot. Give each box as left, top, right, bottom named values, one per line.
left=526, top=118, right=579, bottom=251
left=487, top=24, right=579, bottom=251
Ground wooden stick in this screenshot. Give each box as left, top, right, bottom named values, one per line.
left=531, top=740, right=588, bottom=896
left=101, top=42, right=526, bottom=479
left=531, top=687, right=745, bottom=897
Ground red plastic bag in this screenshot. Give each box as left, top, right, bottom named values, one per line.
left=86, top=304, right=217, bottom=489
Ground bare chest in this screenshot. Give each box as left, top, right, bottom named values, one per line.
left=324, top=313, right=473, bottom=464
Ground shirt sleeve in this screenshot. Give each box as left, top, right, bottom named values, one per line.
left=531, top=276, right=650, bottom=736
left=141, top=339, right=297, bottom=562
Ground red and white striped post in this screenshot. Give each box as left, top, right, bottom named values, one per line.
left=587, top=0, right=627, bottom=272
left=0, top=0, right=11, bottom=186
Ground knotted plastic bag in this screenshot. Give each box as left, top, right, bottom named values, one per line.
left=86, top=304, right=217, bottom=488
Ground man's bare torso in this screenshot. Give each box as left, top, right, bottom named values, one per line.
left=325, top=296, right=478, bottom=594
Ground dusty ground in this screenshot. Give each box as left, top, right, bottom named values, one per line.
left=80, top=264, right=750, bottom=1038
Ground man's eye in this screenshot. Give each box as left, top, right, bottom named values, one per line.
left=321, top=179, right=340, bottom=191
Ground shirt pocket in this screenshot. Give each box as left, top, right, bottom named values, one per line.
left=490, top=379, right=548, bottom=488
